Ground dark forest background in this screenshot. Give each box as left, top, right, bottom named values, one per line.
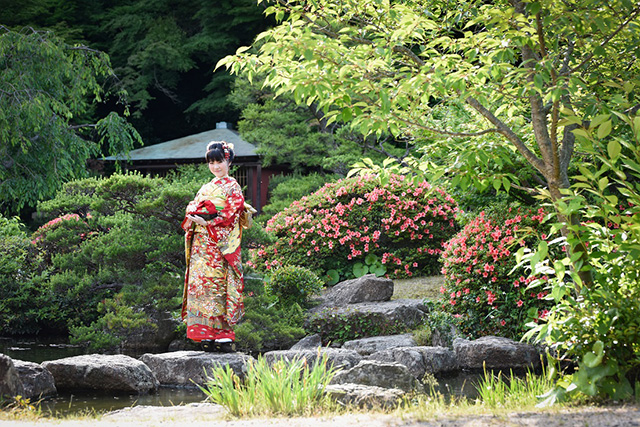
left=0, top=0, right=271, bottom=145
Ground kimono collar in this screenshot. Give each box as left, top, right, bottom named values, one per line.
left=213, top=175, right=229, bottom=184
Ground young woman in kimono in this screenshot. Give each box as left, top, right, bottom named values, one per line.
left=181, top=141, right=245, bottom=352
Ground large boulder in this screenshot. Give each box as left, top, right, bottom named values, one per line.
left=263, top=348, right=363, bottom=371
left=320, top=274, right=394, bottom=306
left=0, top=354, right=23, bottom=398
left=307, top=299, right=428, bottom=335
left=368, top=346, right=458, bottom=379
left=343, top=334, right=417, bottom=356
left=139, top=351, right=254, bottom=388
left=324, top=383, right=405, bottom=409
left=42, top=354, right=158, bottom=393
left=290, top=334, right=323, bottom=350
left=12, top=360, right=57, bottom=399
left=120, top=310, right=179, bottom=353
left=330, top=360, right=422, bottom=393
left=454, top=336, right=542, bottom=370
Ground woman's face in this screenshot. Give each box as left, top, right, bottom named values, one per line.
left=208, top=159, right=229, bottom=178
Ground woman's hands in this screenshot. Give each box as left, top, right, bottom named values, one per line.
left=186, top=214, right=208, bottom=227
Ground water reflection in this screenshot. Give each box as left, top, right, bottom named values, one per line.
left=38, top=388, right=207, bottom=416
left=433, top=372, right=482, bottom=401
left=0, top=337, right=86, bottom=364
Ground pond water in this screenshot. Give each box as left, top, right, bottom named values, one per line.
left=1, top=337, right=86, bottom=364
left=1, top=337, right=207, bottom=416
left=1, top=337, right=486, bottom=416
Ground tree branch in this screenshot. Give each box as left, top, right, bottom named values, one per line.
left=69, top=124, right=97, bottom=130
left=465, top=96, right=546, bottom=174
left=566, top=5, right=640, bottom=75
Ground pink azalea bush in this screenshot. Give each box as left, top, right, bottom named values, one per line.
left=250, top=174, right=460, bottom=282
left=440, top=206, right=554, bottom=339
left=31, top=213, right=95, bottom=263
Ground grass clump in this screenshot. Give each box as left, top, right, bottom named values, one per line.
left=403, top=367, right=561, bottom=420
left=475, top=368, right=556, bottom=410
left=200, top=353, right=339, bottom=417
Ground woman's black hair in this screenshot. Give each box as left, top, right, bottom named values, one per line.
left=205, top=141, right=235, bottom=163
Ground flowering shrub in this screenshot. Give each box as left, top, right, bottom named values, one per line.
left=252, top=174, right=460, bottom=282
left=32, top=213, right=95, bottom=263
left=440, top=206, right=554, bottom=339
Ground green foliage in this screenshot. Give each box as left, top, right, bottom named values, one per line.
left=411, top=323, right=433, bottom=347
left=265, top=265, right=324, bottom=307
left=307, top=309, right=409, bottom=345
left=524, top=113, right=640, bottom=403
left=475, top=368, right=554, bottom=410
left=201, top=353, right=337, bottom=417
left=0, top=27, right=141, bottom=213
left=440, top=205, right=554, bottom=339
left=10, top=170, right=200, bottom=344
left=352, top=253, right=386, bottom=279
left=2, top=0, right=271, bottom=143
left=0, top=215, right=50, bottom=335
left=230, top=74, right=401, bottom=175
left=234, top=292, right=307, bottom=354
left=100, top=0, right=269, bottom=136
left=222, top=0, right=639, bottom=156
left=220, top=0, right=640, bottom=287
left=416, top=301, right=461, bottom=348
left=70, top=295, right=153, bottom=351
left=252, top=173, right=459, bottom=282
left=260, top=173, right=339, bottom=220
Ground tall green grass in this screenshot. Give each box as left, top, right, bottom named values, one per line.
left=475, top=368, right=555, bottom=409
left=405, top=367, right=560, bottom=419
left=200, top=353, right=338, bottom=417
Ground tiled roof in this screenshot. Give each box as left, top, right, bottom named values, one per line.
left=105, top=125, right=256, bottom=161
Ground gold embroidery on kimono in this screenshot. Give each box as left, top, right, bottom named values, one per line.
left=181, top=176, right=245, bottom=342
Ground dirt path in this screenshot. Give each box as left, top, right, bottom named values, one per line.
left=3, top=403, right=640, bottom=426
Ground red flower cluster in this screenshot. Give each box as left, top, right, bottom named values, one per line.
left=440, top=206, right=553, bottom=339
left=31, top=213, right=96, bottom=264
left=252, top=174, right=460, bottom=281
left=31, top=213, right=90, bottom=244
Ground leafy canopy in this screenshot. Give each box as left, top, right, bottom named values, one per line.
left=218, top=0, right=640, bottom=198
left=0, top=0, right=272, bottom=143
left=0, top=26, right=141, bottom=213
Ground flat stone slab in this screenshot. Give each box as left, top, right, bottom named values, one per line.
left=308, top=299, right=428, bottom=331
left=104, top=402, right=225, bottom=421
left=324, top=383, right=405, bottom=409
left=42, top=354, right=158, bottom=393
left=263, top=348, right=363, bottom=371
left=368, top=346, right=458, bottom=378
left=330, top=360, right=422, bottom=393
left=343, top=334, right=417, bottom=356
left=139, top=351, right=255, bottom=387
left=454, top=336, right=542, bottom=370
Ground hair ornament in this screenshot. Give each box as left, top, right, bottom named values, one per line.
left=221, top=142, right=232, bottom=161
left=204, top=141, right=234, bottom=162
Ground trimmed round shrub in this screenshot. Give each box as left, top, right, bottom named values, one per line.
left=265, top=265, right=324, bottom=307
left=251, top=174, right=460, bottom=283
left=440, top=206, right=554, bottom=339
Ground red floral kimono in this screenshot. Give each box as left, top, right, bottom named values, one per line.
left=181, top=176, right=245, bottom=342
